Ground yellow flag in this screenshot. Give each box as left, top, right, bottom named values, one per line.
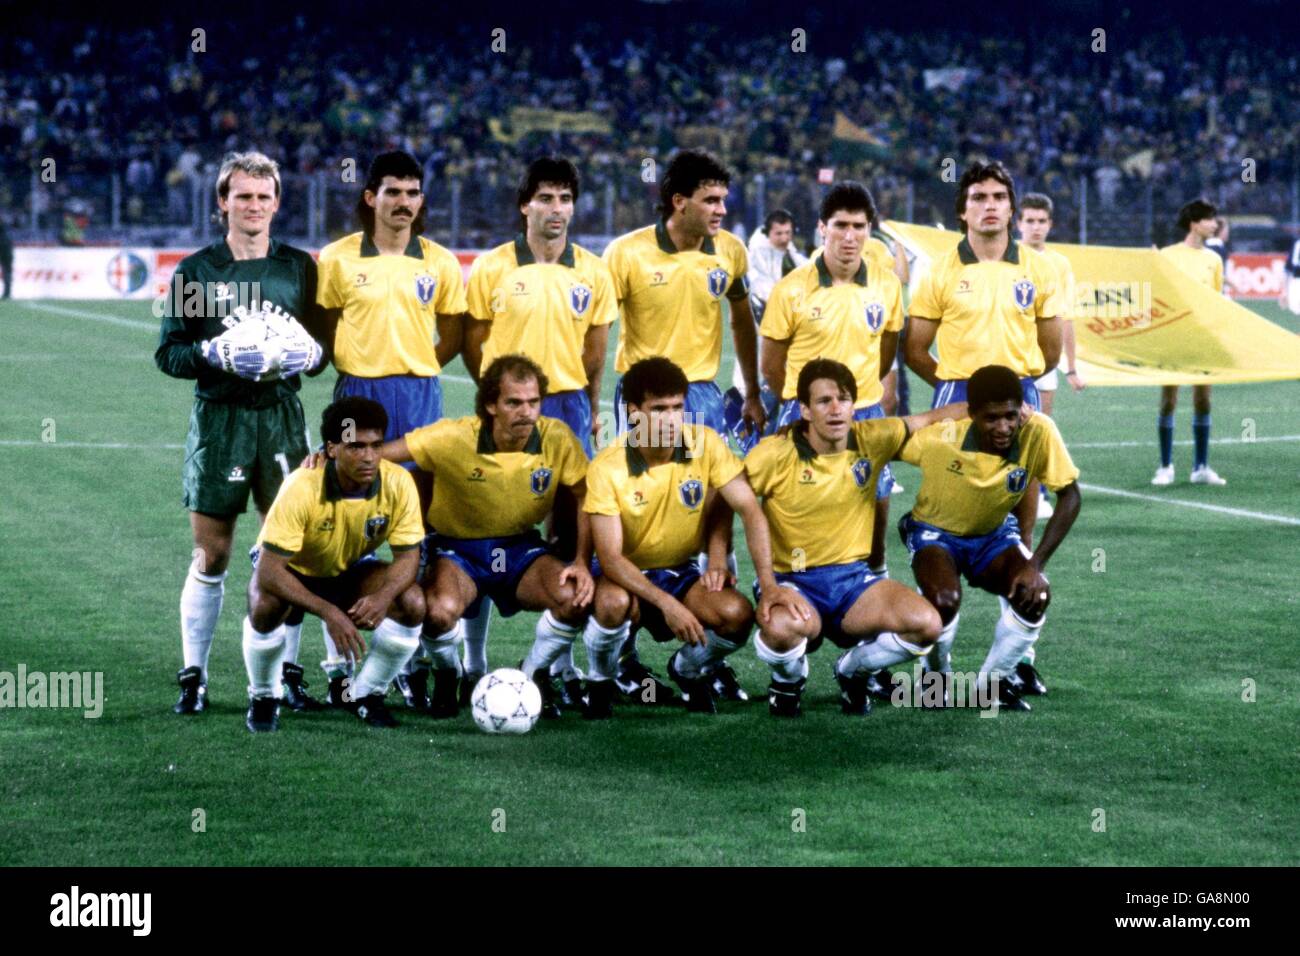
left=882, top=220, right=1300, bottom=386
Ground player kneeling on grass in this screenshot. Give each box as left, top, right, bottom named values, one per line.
left=746, top=359, right=971, bottom=717
left=243, top=398, right=426, bottom=732
left=370, top=355, right=594, bottom=719
left=582, top=357, right=812, bottom=718
left=898, top=365, right=1081, bottom=711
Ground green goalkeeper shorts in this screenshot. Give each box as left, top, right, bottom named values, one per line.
left=181, top=397, right=310, bottom=517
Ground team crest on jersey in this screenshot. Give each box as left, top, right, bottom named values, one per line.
left=1013, top=279, right=1035, bottom=310
left=851, top=457, right=873, bottom=488
left=1006, top=467, right=1028, bottom=493
left=415, top=273, right=437, bottom=305
left=529, top=467, right=553, bottom=496
left=678, top=478, right=704, bottom=509
left=706, top=268, right=729, bottom=298
left=864, top=301, right=885, bottom=332
left=364, top=516, right=389, bottom=540
left=570, top=283, right=592, bottom=317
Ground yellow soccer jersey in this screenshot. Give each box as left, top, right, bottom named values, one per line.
left=467, top=236, right=617, bottom=393
left=604, top=223, right=749, bottom=382
left=745, top=418, right=908, bottom=572
left=584, top=424, right=743, bottom=569
left=1160, top=242, right=1224, bottom=293
left=899, top=413, right=1079, bottom=536
left=760, top=255, right=904, bottom=408
left=316, top=232, right=468, bottom=378
left=404, top=415, right=587, bottom=538
left=258, top=459, right=425, bottom=578
left=1041, top=247, right=1077, bottom=321
left=909, top=237, right=1061, bottom=380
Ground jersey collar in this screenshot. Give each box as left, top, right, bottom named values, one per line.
left=655, top=221, right=716, bottom=256
left=815, top=254, right=868, bottom=288
left=957, top=235, right=1021, bottom=265
left=210, top=237, right=294, bottom=266
left=792, top=421, right=860, bottom=461
left=360, top=232, right=424, bottom=259
left=323, top=460, right=381, bottom=501
left=624, top=438, right=692, bottom=477
left=513, top=233, right=576, bottom=268
left=961, top=422, right=1022, bottom=462
left=477, top=420, right=544, bottom=454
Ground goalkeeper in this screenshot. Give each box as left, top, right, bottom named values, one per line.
left=155, top=151, right=325, bottom=719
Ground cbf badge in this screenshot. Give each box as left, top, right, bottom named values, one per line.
left=570, top=283, right=592, bottom=317
left=415, top=273, right=437, bottom=305
left=706, top=268, right=729, bottom=299
left=851, top=458, right=873, bottom=488
left=678, top=478, right=704, bottom=509
left=364, top=515, right=390, bottom=540
left=1006, top=467, right=1028, bottom=493
left=864, top=301, right=885, bottom=332
left=1013, top=279, right=1035, bottom=310
left=529, top=467, right=553, bottom=496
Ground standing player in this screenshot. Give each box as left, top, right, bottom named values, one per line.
left=602, top=149, right=765, bottom=696
left=374, top=355, right=594, bottom=719
left=314, top=150, right=468, bottom=691
left=760, top=181, right=903, bottom=573
left=1153, top=199, right=1227, bottom=487
left=156, top=151, right=325, bottom=717
left=747, top=359, right=965, bottom=717
left=243, top=398, right=426, bottom=732
left=898, top=365, right=1081, bottom=709
left=904, top=159, right=1062, bottom=547
left=581, top=357, right=811, bottom=718
left=1286, top=232, right=1300, bottom=316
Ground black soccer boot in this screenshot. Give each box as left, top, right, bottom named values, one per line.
left=523, top=661, right=562, bottom=720
left=992, top=675, right=1032, bottom=712
left=615, top=656, right=678, bottom=705
left=245, top=695, right=280, bottom=733
left=1013, top=660, right=1047, bottom=695
left=459, top=670, right=484, bottom=708
left=582, top=679, right=615, bottom=720
left=429, top=668, right=460, bottom=719
left=396, top=667, right=431, bottom=712
left=711, top=659, right=750, bottom=702
left=917, top=668, right=953, bottom=709
left=667, top=652, right=716, bottom=715
left=768, top=678, right=805, bottom=718
left=326, top=673, right=351, bottom=708
left=834, top=656, right=873, bottom=716
left=173, top=666, right=207, bottom=715
left=281, top=662, right=325, bottom=712
left=354, top=692, right=398, bottom=727
left=559, top=675, right=587, bottom=711
left=865, top=668, right=895, bottom=702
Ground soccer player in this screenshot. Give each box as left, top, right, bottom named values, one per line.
left=1287, top=234, right=1300, bottom=316
left=747, top=359, right=968, bottom=717
left=898, top=365, right=1081, bottom=710
left=156, top=151, right=326, bottom=717
left=602, top=149, right=764, bottom=695
left=904, top=159, right=1062, bottom=546
left=371, top=355, right=594, bottom=719
left=1153, top=199, right=1227, bottom=486
left=314, top=150, right=468, bottom=691
left=243, top=398, right=427, bottom=732
left=760, top=181, right=904, bottom=572
left=581, top=357, right=812, bottom=718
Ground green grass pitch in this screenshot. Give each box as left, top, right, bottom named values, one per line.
left=1, top=297, right=1298, bottom=866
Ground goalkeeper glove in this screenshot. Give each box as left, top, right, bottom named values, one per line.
left=199, top=338, right=275, bottom=380
left=279, top=339, right=323, bottom=377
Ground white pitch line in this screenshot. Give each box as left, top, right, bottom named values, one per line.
left=22, top=301, right=157, bottom=331
left=1078, top=482, right=1300, bottom=526
left=1070, top=435, right=1300, bottom=449
left=0, top=440, right=184, bottom=450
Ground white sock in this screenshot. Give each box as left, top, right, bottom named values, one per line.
left=549, top=644, right=582, bottom=681
left=420, top=619, right=464, bottom=674
left=980, top=599, right=1043, bottom=679
left=926, top=613, right=959, bottom=673
left=1022, top=644, right=1037, bottom=665
left=354, top=619, right=422, bottom=698
left=583, top=618, right=630, bottom=681
left=754, top=634, right=808, bottom=684
left=242, top=617, right=286, bottom=699
left=675, top=630, right=742, bottom=679
left=462, top=600, right=491, bottom=674
left=282, top=622, right=302, bottom=666
left=180, top=567, right=225, bottom=678
left=320, top=618, right=353, bottom=678
left=523, top=610, right=581, bottom=678
left=836, top=631, right=928, bottom=676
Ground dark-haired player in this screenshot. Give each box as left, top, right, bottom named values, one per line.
left=244, top=398, right=427, bottom=732
left=898, top=365, right=1081, bottom=709
left=581, top=357, right=811, bottom=718
left=1153, top=198, right=1227, bottom=487
left=746, top=359, right=965, bottom=717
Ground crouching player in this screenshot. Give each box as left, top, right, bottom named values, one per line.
left=898, top=365, right=1081, bottom=710
left=582, top=357, right=811, bottom=717
left=746, top=359, right=967, bottom=716
left=243, top=398, right=427, bottom=732
left=377, top=355, right=593, bottom=719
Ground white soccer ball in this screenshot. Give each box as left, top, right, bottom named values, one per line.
left=471, top=668, right=542, bottom=735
